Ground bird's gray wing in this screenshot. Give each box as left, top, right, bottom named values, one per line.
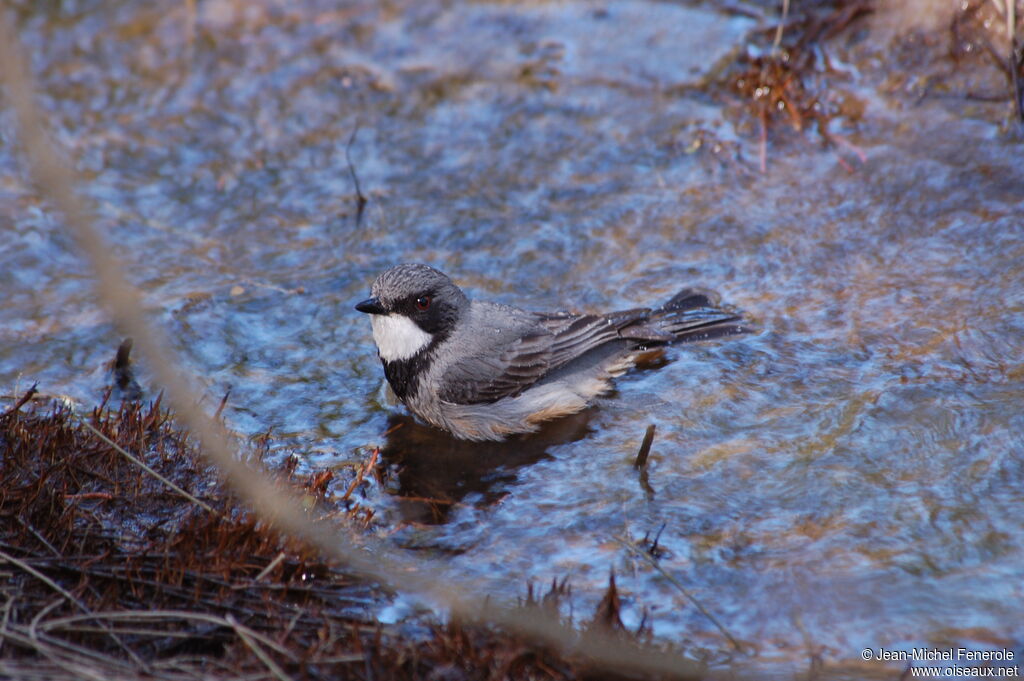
left=438, top=305, right=658, bottom=406
left=436, top=302, right=557, bottom=405
left=437, top=328, right=553, bottom=404
left=539, top=308, right=657, bottom=367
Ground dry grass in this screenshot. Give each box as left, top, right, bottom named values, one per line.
left=0, top=392, right=686, bottom=681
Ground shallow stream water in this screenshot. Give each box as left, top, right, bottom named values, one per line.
left=2, top=1, right=1023, bottom=677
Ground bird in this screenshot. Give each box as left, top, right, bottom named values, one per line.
left=355, top=263, right=746, bottom=441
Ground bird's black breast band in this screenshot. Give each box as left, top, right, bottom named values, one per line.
left=380, top=329, right=450, bottom=402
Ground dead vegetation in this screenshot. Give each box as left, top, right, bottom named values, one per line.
left=709, top=0, right=1024, bottom=173
left=0, top=392, right=687, bottom=681
left=950, top=0, right=1024, bottom=120
left=0, top=393, right=374, bottom=680
left=722, top=0, right=873, bottom=172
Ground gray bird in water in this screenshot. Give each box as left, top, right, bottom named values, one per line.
left=355, top=264, right=746, bottom=441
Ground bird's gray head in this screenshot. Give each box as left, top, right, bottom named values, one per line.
left=355, top=263, right=469, bottom=363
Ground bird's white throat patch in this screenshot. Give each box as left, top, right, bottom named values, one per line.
left=369, top=313, right=433, bottom=362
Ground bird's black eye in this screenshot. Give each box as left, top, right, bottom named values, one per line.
left=415, top=295, right=431, bottom=310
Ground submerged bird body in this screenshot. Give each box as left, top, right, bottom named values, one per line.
left=356, top=264, right=744, bottom=441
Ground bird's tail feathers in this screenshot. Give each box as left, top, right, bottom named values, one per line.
left=648, top=287, right=748, bottom=343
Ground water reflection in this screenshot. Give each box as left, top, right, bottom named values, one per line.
left=379, top=409, right=595, bottom=524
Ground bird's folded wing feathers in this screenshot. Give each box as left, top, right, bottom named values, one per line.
left=438, top=308, right=653, bottom=405
left=540, top=311, right=648, bottom=367
left=437, top=329, right=553, bottom=404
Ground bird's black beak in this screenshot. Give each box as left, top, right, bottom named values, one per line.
left=355, top=297, right=386, bottom=315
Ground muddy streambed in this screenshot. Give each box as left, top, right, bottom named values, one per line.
left=2, top=0, right=1023, bottom=676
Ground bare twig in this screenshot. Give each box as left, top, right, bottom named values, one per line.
left=633, top=424, right=656, bottom=469
left=248, top=552, right=288, bottom=584
left=341, top=447, right=379, bottom=502
left=1009, top=0, right=1023, bottom=121
left=771, top=0, right=791, bottom=54
left=614, top=536, right=743, bottom=653
left=634, top=424, right=656, bottom=498
left=346, top=123, right=368, bottom=226
left=2, top=383, right=37, bottom=418
left=214, top=387, right=231, bottom=421
left=40, top=610, right=295, bottom=658
left=2, top=551, right=90, bottom=624
left=227, top=613, right=296, bottom=681
left=0, top=550, right=144, bottom=667
left=74, top=416, right=217, bottom=515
